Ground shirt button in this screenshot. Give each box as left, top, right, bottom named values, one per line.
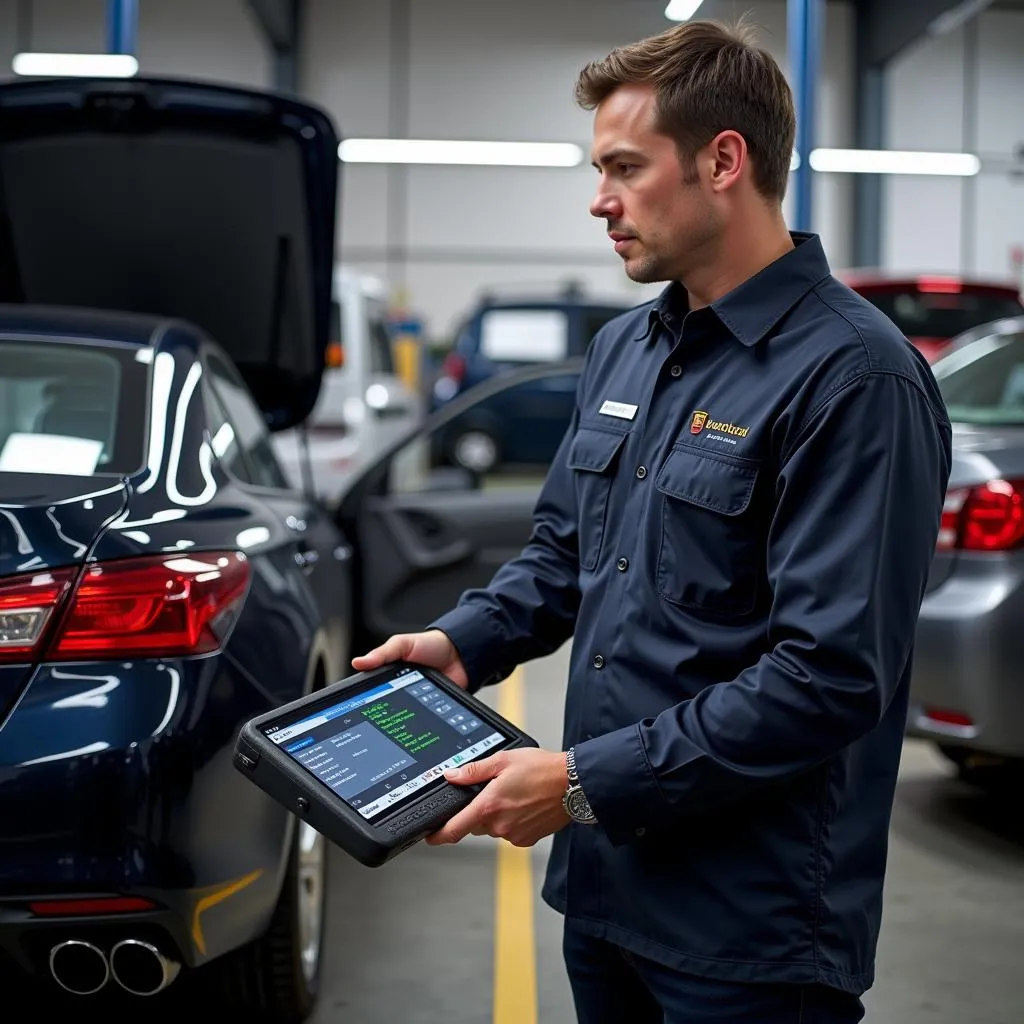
left=592, top=654, right=605, bottom=670
left=635, top=465, right=647, bottom=479
left=616, top=557, right=629, bottom=572
left=670, top=364, right=682, bottom=378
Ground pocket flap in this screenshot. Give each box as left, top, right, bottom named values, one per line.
left=567, top=426, right=628, bottom=473
left=655, top=446, right=758, bottom=516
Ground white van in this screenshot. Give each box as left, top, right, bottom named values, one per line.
left=273, top=267, right=422, bottom=503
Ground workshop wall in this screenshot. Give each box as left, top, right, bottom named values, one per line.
left=884, top=7, right=1024, bottom=281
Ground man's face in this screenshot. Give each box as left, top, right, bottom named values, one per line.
left=589, top=83, right=719, bottom=284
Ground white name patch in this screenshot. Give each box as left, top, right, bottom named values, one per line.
left=599, top=400, right=638, bottom=421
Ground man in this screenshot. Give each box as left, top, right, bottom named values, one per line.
left=354, top=19, right=952, bottom=1024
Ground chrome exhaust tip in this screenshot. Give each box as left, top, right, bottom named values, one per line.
left=49, top=939, right=110, bottom=995
left=109, top=938, right=180, bottom=996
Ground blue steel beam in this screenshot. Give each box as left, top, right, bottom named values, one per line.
left=788, top=0, right=823, bottom=232
left=106, top=0, right=137, bottom=55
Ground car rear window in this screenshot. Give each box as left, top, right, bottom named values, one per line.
left=479, top=309, right=569, bottom=364
left=861, top=288, right=1023, bottom=340
left=0, top=339, right=149, bottom=476
left=933, top=329, right=1024, bottom=424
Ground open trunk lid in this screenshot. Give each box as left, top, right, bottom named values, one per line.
left=0, top=76, right=339, bottom=430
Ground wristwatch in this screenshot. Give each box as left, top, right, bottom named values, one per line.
left=562, top=747, right=598, bottom=825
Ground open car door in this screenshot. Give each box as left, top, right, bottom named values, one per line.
left=338, top=359, right=583, bottom=648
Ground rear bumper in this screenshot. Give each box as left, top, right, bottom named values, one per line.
left=0, top=654, right=291, bottom=976
left=909, top=558, right=1024, bottom=758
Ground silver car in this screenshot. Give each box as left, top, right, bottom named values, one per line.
left=908, top=315, right=1024, bottom=784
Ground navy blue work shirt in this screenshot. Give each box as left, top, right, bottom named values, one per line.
left=430, top=232, right=952, bottom=996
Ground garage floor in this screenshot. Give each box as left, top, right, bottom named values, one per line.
left=30, top=645, right=1023, bottom=1023
left=311, top=644, right=1024, bottom=1024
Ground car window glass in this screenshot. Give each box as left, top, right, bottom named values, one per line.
left=388, top=369, right=580, bottom=494
left=934, top=330, right=1024, bottom=424
left=865, top=289, right=1023, bottom=339
left=479, top=310, right=568, bottom=363
left=203, top=374, right=253, bottom=484
left=367, top=301, right=396, bottom=375
left=206, top=353, right=291, bottom=489
left=0, top=340, right=148, bottom=476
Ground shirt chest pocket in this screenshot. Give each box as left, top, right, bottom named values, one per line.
left=654, top=445, right=763, bottom=615
left=567, top=425, right=629, bottom=572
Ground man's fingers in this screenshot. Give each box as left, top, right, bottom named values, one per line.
left=444, top=754, right=503, bottom=787
left=352, top=636, right=409, bottom=669
left=424, top=804, right=480, bottom=845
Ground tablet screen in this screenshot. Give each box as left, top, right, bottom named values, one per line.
left=262, top=667, right=510, bottom=822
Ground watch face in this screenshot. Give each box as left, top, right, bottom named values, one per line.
left=565, top=787, right=594, bottom=822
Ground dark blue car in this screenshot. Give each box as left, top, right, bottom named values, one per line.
left=0, top=77, right=349, bottom=1017
left=0, top=77, right=604, bottom=1022
left=430, top=291, right=632, bottom=473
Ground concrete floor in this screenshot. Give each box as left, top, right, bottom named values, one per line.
left=27, top=644, right=1022, bottom=1022
left=312, top=643, right=1024, bottom=1024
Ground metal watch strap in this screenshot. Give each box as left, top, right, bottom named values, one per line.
left=566, top=746, right=581, bottom=784
left=563, top=747, right=597, bottom=824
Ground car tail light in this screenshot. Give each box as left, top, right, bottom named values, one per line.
left=0, top=552, right=249, bottom=664
left=325, top=340, right=345, bottom=368
left=29, top=896, right=156, bottom=917
left=938, top=480, right=1024, bottom=551
left=52, top=552, right=250, bottom=659
left=922, top=707, right=974, bottom=729
left=0, top=569, right=77, bottom=664
left=917, top=276, right=961, bottom=294
left=441, top=352, right=466, bottom=383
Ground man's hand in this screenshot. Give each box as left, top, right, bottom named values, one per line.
left=352, top=629, right=469, bottom=690
left=425, top=748, right=571, bottom=848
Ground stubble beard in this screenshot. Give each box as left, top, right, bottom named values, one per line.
left=622, top=248, right=671, bottom=285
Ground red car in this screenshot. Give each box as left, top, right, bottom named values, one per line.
left=839, top=269, right=1024, bottom=363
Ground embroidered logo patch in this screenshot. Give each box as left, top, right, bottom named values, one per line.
left=690, top=410, right=749, bottom=438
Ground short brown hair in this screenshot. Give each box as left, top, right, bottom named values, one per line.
left=575, top=19, right=795, bottom=203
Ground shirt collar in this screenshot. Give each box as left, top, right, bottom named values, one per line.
left=633, top=232, right=832, bottom=346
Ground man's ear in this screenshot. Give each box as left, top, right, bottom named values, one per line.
left=706, top=130, right=747, bottom=193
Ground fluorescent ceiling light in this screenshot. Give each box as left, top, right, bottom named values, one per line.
left=808, top=148, right=980, bottom=176
left=665, top=0, right=704, bottom=20
left=12, top=52, right=139, bottom=77
left=338, top=138, right=583, bottom=167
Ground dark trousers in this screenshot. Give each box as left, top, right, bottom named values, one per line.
left=563, top=924, right=866, bottom=1024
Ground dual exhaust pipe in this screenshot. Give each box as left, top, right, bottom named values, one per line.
left=49, top=938, right=180, bottom=997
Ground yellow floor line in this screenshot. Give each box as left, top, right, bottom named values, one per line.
left=493, top=668, right=538, bottom=1024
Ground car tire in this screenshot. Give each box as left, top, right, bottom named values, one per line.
left=213, top=821, right=328, bottom=1022
left=449, top=427, right=500, bottom=474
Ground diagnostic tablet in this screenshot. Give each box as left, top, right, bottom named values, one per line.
left=233, top=662, right=537, bottom=867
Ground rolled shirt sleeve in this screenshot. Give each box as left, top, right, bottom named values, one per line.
left=574, top=370, right=952, bottom=845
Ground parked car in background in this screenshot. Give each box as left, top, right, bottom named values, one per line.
left=0, top=76, right=348, bottom=1019
left=430, top=285, right=633, bottom=472
left=908, top=315, right=1024, bottom=788
left=273, top=268, right=422, bottom=506
left=839, top=269, right=1023, bottom=363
